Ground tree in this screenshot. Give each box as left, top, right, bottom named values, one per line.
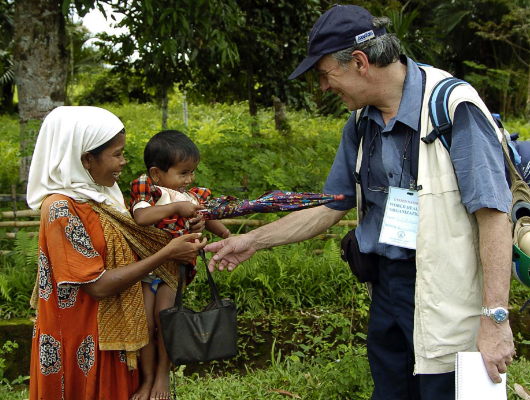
left=13, top=0, right=68, bottom=187
left=191, top=0, right=321, bottom=122
left=65, top=18, right=102, bottom=105
left=0, top=0, right=14, bottom=113
left=382, top=4, right=442, bottom=65
left=11, top=0, right=241, bottom=185
left=469, top=0, right=530, bottom=118
left=94, top=0, right=242, bottom=129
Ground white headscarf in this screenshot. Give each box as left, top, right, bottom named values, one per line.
left=27, top=106, right=128, bottom=212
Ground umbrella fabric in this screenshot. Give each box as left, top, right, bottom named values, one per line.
left=200, top=190, right=345, bottom=220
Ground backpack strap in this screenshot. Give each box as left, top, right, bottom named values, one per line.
left=355, top=107, right=369, bottom=220
left=355, top=106, right=369, bottom=139
left=422, top=76, right=525, bottom=179
left=422, top=77, right=470, bottom=151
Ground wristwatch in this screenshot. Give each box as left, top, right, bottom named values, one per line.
left=481, top=306, right=509, bottom=323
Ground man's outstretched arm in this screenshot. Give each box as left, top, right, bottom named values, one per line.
left=205, top=205, right=349, bottom=272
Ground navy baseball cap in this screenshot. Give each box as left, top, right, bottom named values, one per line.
left=289, top=4, right=386, bottom=80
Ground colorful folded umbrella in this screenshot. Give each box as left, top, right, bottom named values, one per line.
left=200, top=190, right=345, bottom=220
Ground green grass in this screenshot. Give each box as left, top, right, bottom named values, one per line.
left=505, top=117, right=530, bottom=141
left=168, top=352, right=530, bottom=400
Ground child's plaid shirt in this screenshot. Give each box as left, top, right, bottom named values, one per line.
left=129, top=174, right=211, bottom=237
left=130, top=174, right=211, bottom=283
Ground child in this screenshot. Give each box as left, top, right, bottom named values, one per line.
left=129, top=130, right=229, bottom=400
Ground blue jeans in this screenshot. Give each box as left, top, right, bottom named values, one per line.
left=367, top=256, right=455, bottom=400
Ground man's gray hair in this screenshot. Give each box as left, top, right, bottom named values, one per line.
left=332, top=16, right=401, bottom=68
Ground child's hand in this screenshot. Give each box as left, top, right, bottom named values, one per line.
left=174, top=201, right=203, bottom=219
left=222, top=229, right=231, bottom=239
left=188, top=215, right=206, bottom=233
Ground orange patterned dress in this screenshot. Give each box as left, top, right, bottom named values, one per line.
left=29, top=194, right=139, bottom=400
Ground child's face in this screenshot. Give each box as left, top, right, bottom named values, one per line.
left=153, top=158, right=199, bottom=192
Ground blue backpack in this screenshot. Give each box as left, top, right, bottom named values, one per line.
left=422, top=77, right=524, bottom=176
left=510, top=133, right=530, bottom=184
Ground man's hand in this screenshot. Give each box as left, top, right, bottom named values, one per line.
left=204, top=234, right=258, bottom=272
left=477, top=317, right=515, bottom=383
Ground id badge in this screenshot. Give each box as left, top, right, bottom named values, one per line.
left=378, top=187, right=419, bottom=250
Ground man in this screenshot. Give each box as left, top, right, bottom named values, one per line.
left=205, top=4, right=515, bottom=399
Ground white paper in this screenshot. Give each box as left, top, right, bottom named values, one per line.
left=378, top=187, right=419, bottom=249
left=455, top=352, right=507, bottom=400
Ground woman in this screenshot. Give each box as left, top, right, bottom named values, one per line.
left=27, top=106, right=207, bottom=400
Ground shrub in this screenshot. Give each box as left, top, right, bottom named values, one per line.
left=0, top=231, right=38, bottom=319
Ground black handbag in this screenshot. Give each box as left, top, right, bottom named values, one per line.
left=159, top=249, right=238, bottom=366
left=340, top=229, right=379, bottom=283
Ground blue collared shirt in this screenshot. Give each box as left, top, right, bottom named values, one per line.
left=323, top=56, right=511, bottom=260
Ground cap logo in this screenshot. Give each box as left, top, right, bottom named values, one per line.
left=356, top=30, right=375, bottom=44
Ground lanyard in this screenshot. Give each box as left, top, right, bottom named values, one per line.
left=366, top=125, right=415, bottom=193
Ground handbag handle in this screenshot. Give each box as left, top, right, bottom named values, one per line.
left=174, top=248, right=224, bottom=311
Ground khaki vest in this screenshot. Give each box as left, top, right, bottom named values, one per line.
left=356, top=65, right=503, bottom=373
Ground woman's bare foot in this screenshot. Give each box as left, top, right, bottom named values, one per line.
left=149, top=372, right=170, bottom=400
left=130, top=377, right=154, bottom=400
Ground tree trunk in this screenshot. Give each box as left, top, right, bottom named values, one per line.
left=69, top=28, right=75, bottom=106
left=273, top=96, right=289, bottom=133
left=13, top=0, right=67, bottom=188
left=182, top=90, right=189, bottom=128
left=526, top=61, right=530, bottom=120
left=246, top=65, right=259, bottom=136
left=247, top=65, right=257, bottom=117
left=161, top=86, right=168, bottom=129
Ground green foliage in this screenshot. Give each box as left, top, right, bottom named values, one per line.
left=0, top=384, right=28, bottom=400
left=381, top=4, right=442, bottom=65
left=192, top=106, right=345, bottom=198
left=505, top=116, right=530, bottom=140
left=0, top=232, right=38, bottom=319
left=0, top=95, right=347, bottom=197
left=81, top=97, right=346, bottom=199
left=0, top=0, right=14, bottom=113
left=438, top=0, right=529, bottom=115
left=191, top=0, right=321, bottom=113
left=508, top=357, right=530, bottom=400
left=0, top=341, right=29, bottom=398
left=92, top=0, right=242, bottom=117
left=75, top=71, right=125, bottom=105
left=0, top=341, right=16, bottom=382
left=64, top=18, right=105, bottom=105
left=0, top=113, right=19, bottom=191
left=75, top=69, right=152, bottom=106
left=462, top=60, right=527, bottom=115
left=184, top=234, right=369, bottom=315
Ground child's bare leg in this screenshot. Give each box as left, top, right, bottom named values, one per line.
left=150, top=283, right=176, bottom=400
left=131, top=282, right=156, bottom=400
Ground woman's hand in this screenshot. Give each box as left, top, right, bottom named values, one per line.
left=164, top=233, right=207, bottom=264
left=83, top=233, right=207, bottom=301
left=188, top=215, right=205, bottom=234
